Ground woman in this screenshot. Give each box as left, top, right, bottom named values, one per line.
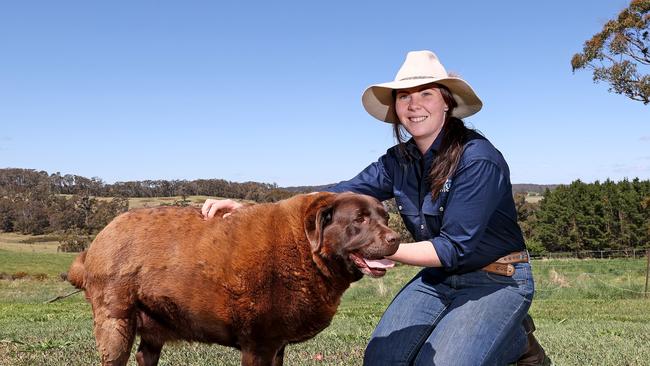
left=203, top=51, right=546, bottom=365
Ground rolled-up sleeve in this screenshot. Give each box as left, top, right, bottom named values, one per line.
left=325, top=155, right=394, bottom=201
left=431, top=159, right=507, bottom=271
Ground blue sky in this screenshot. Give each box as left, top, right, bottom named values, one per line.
left=1, top=1, right=648, bottom=187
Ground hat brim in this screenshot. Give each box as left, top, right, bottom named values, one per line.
left=361, top=77, right=483, bottom=123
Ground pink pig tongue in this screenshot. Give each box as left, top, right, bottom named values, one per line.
left=363, top=258, right=395, bottom=269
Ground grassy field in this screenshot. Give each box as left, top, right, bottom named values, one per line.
left=525, top=195, right=544, bottom=204
left=1, top=235, right=649, bottom=365
left=66, top=194, right=218, bottom=209
left=124, top=195, right=216, bottom=209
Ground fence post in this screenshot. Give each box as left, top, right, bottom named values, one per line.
left=643, top=249, right=650, bottom=299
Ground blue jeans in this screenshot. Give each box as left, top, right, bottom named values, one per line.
left=364, top=262, right=534, bottom=366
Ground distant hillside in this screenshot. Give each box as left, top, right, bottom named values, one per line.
left=282, top=184, right=335, bottom=193
left=0, top=168, right=558, bottom=199
left=0, top=168, right=294, bottom=202
left=511, top=184, right=558, bottom=195
left=284, top=183, right=559, bottom=195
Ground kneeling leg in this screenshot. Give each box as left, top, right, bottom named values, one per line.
left=93, top=312, right=136, bottom=366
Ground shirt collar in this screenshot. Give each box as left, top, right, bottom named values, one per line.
left=404, top=129, right=444, bottom=160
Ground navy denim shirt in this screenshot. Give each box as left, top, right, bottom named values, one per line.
left=327, top=131, right=526, bottom=274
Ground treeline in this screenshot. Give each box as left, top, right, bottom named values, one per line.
left=1, top=168, right=649, bottom=253
left=283, top=183, right=555, bottom=195
left=0, top=168, right=298, bottom=249
left=516, top=179, right=650, bottom=253
left=0, top=191, right=128, bottom=236
left=511, top=183, right=557, bottom=195
left=0, top=168, right=296, bottom=202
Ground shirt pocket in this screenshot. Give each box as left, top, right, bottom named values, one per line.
left=422, top=191, right=444, bottom=216
left=422, top=192, right=443, bottom=237
left=394, top=192, right=420, bottom=238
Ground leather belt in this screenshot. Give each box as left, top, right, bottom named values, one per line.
left=482, top=250, right=529, bottom=277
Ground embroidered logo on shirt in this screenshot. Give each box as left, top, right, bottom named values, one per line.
left=441, top=178, right=452, bottom=193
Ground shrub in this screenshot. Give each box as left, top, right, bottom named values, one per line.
left=526, top=239, right=548, bottom=256
left=388, top=213, right=414, bottom=243
left=33, top=273, right=48, bottom=281
left=57, top=229, right=93, bottom=252
left=12, top=271, right=28, bottom=280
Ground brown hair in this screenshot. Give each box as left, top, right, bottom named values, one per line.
left=391, top=84, right=473, bottom=201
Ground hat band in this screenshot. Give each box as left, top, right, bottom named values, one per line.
left=398, top=76, right=436, bottom=81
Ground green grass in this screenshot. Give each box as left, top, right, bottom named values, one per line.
left=0, top=249, right=75, bottom=280
left=59, top=194, right=240, bottom=209
left=0, top=232, right=60, bottom=254
left=533, top=258, right=649, bottom=300
left=124, top=195, right=216, bottom=209
left=86, top=195, right=242, bottom=209
left=531, top=299, right=650, bottom=365
left=1, top=246, right=649, bottom=365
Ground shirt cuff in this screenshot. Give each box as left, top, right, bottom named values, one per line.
left=430, top=237, right=457, bottom=271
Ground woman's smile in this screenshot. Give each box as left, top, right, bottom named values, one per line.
left=408, top=116, right=428, bottom=123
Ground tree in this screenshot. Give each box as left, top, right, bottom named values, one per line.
left=533, top=187, right=575, bottom=251
left=514, top=192, right=539, bottom=240
left=87, top=197, right=128, bottom=232
left=13, top=198, right=49, bottom=235
left=0, top=197, right=16, bottom=232
left=642, top=195, right=650, bottom=236
left=571, top=0, right=650, bottom=104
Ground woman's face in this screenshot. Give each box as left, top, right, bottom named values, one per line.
left=395, top=84, right=447, bottom=149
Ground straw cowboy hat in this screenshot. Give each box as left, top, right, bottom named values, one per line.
left=361, top=50, right=483, bottom=123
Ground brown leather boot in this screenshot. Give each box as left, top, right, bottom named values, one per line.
left=516, top=315, right=548, bottom=366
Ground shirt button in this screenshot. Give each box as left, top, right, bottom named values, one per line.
left=398, top=205, right=403, bottom=210
left=439, top=206, right=444, bottom=212
left=420, top=224, right=425, bottom=230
